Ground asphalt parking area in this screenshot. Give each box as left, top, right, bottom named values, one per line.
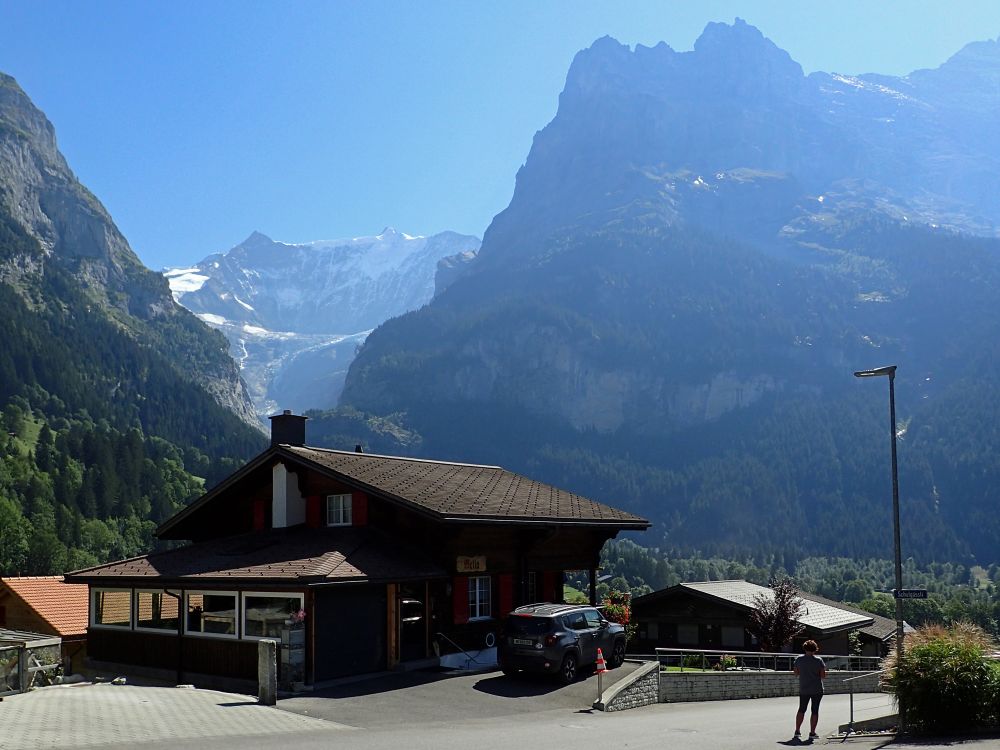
left=278, top=661, right=642, bottom=729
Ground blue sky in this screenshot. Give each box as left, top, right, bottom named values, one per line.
left=2, top=1, right=999, bottom=269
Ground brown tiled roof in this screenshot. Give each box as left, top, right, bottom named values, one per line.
left=284, top=446, right=649, bottom=526
left=65, top=526, right=446, bottom=586
left=0, top=576, right=89, bottom=638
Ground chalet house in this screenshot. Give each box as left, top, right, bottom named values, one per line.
left=632, top=580, right=875, bottom=655
left=798, top=591, right=905, bottom=657
left=64, top=412, right=648, bottom=687
left=0, top=576, right=89, bottom=670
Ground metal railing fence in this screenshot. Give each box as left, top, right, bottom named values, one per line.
left=654, top=647, right=882, bottom=673
left=842, top=669, right=892, bottom=735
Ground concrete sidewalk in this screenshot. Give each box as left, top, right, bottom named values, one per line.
left=0, top=682, right=350, bottom=749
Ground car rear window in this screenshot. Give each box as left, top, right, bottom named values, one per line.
left=504, top=616, right=551, bottom=636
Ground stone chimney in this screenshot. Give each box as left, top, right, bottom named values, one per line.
left=269, top=410, right=307, bottom=447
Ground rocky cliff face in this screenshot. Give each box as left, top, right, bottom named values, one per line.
left=345, top=21, right=1000, bottom=432
left=336, top=23, right=1000, bottom=561
left=0, top=73, right=256, bottom=426
left=480, top=22, right=1000, bottom=271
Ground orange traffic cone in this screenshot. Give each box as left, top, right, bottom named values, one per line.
left=595, top=647, right=607, bottom=673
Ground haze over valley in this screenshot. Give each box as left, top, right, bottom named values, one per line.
left=2, top=7, right=1000, bottom=630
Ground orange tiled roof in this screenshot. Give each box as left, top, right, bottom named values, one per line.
left=0, top=576, right=89, bottom=638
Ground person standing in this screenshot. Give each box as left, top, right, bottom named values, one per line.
left=793, top=639, right=827, bottom=739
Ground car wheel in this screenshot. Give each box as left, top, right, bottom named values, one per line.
left=500, top=665, right=518, bottom=677
left=558, top=653, right=578, bottom=685
left=610, top=641, right=626, bottom=668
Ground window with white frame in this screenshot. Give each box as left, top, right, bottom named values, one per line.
left=242, top=592, right=304, bottom=639
left=135, top=590, right=179, bottom=632
left=326, top=493, right=352, bottom=526
left=468, top=575, right=491, bottom=620
left=92, top=588, right=132, bottom=628
left=185, top=591, right=238, bottom=637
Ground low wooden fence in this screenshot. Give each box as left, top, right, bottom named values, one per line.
left=0, top=642, right=62, bottom=697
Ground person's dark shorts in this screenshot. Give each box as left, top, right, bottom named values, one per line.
left=798, top=694, right=823, bottom=714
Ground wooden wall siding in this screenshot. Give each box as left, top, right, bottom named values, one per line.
left=0, top=594, right=54, bottom=636
left=299, top=471, right=613, bottom=570
left=301, top=475, right=358, bottom=504
left=187, top=465, right=273, bottom=542
left=88, top=628, right=260, bottom=680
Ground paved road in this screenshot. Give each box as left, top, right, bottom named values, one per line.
left=278, top=661, right=642, bottom=728
left=4, top=671, right=1000, bottom=750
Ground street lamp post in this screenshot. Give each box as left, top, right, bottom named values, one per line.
left=854, top=365, right=904, bottom=723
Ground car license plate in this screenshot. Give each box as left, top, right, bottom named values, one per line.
left=513, top=638, right=532, bottom=646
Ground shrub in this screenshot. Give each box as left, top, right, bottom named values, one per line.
left=882, top=622, right=1000, bottom=733
left=714, top=654, right=738, bottom=671
left=683, top=653, right=706, bottom=669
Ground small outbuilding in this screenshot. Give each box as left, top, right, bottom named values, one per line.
left=0, top=576, right=89, bottom=671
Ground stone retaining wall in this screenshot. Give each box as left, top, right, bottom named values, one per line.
left=599, top=662, right=660, bottom=712
left=659, top=670, right=881, bottom=703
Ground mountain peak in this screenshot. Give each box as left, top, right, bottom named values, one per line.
left=936, top=34, right=1000, bottom=77
left=0, top=72, right=64, bottom=168
left=239, top=231, right=275, bottom=248
left=559, top=34, right=645, bottom=107
left=693, top=18, right=803, bottom=81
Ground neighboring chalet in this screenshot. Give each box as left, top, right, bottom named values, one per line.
left=0, top=576, right=89, bottom=670
left=65, top=412, right=649, bottom=687
left=632, top=580, right=876, bottom=655
left=798, top=591, right=906, bottom=657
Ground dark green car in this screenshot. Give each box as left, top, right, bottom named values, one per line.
left=498, top=603, right=627, bottom=684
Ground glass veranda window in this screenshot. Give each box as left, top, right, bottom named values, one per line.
left=186, top=592, right=237, bottom=637
left=243, top=593, right=304, bottom=639
left=93, top=589, right=131, bottom=628
left=136, top=590, right=179, bottom=631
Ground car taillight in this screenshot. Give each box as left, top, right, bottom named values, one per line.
left=544, top=634, right=558, bottom=647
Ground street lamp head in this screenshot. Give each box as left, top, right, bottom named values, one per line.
left=854, top=365, right=897, bottom=379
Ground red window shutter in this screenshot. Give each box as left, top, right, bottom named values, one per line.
left=353, top=492, right=368, bottom=526
left=543, top=571, right=557, bottom=603
left=499, top=574, right=513, bottom=616
left=306, top=495, right=322, bottom=528
left=452, top=576, right=469, bottom=625
left=252, top=499, right=266, bottom=530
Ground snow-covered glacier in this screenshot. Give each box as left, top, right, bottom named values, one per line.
left=165, top=227, right=480, bottom=421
